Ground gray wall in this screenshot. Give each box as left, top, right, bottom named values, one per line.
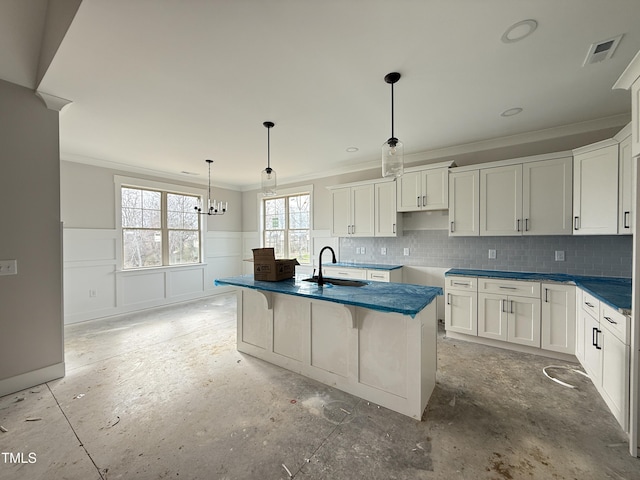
left=0, top=79, right=63, bottom=382
left=61, top=160, right=243, bottom=232
left=341, top=230, right=633, bottom=278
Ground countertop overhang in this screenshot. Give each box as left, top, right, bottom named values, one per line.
left=215, top=275, right=442, bottom=317
left=446, top=269, right=631, bottom=314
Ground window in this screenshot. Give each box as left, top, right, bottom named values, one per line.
left=121, top=186, right=200, bottom=269
left=263, top=193, right=310, bottom=264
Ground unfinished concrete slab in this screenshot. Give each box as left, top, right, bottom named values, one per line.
left=0, top=295, right=637, bottom=479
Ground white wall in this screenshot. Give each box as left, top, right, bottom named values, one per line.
left=60, top=161, right=243, bottom=323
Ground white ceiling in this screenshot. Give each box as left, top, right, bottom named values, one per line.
left=4, top=0, right=640, bottom=190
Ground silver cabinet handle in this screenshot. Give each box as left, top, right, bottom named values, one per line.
left=574, top=216, right=580, bottom=230
left=624, top=211, right=631, bottom=229
left=450, top=221, right=455, bottom=233
left=393, top=223, right=396, bottom=234
left=516, top=219, right=521, bottom=232
left=511, top=300, right=514, bottom=314
left=585, top=302, right=594, bottom=308
left=453, top=282, right=470, bottom=286
left=447, top=293, right=451, bottom=305
left=417, top=196, right=421, bottom=208
left=544, top=288, right=549, bottom=303
left=499, top=286, right=517, bottom=290
left=525, top=218, right=529, bottom=231
left=604, top=316, right=618, bottom=325
left=501, top=299, right=506, bottom=313
left=422, top=195, right=426, bottom=207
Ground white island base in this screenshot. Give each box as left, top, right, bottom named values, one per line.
left=235, top=288, right=437, bottom=420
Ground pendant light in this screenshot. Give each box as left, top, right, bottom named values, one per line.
left=194, top=159, right=227, bottom=215
left=382, top=72, right=404, bottom=178
left=261, top=121, right=277, bottom=196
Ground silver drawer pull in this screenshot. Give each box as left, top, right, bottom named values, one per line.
left=452, top=282, right=470, bottom=286
left=584, top=302, right=594, bottom=308
left=499, top=286, right=517, bottom=290
left=604, top=316, right=618, bottom=325
left=371, top=274, right=384, bottom=279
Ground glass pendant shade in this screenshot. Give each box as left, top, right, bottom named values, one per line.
left=382, top=138, right=404, bottom=178
left=261, top=166, right=277, bottom=196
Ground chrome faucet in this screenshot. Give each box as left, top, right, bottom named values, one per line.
left=317, top=246, right=337, bottom=286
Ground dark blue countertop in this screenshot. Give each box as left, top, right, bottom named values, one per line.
left=215, top=275, right=441, bottom=317
left=330, top=262, right=403, bottom=271
left=446, top=269, right=631, bottom=314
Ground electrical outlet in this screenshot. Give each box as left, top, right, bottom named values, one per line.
left=0, top=260, right=17, bottom=276
left=555, top=250, right=565, bottom=261
left=380, top=247, right=387, bottom=255
left=488, top=249, right=496, bottom=259
left=361, top=247, right=366, bottom=254
left=403, top=248, right=410, bottom=256
left=355, top=247, right=361, bottom=254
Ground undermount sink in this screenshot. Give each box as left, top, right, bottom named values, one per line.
left=303, top=276, right=368, bottom=287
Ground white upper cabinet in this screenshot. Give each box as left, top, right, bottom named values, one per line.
left=397, top=162, right=452, bottom=212
left=449, top=169, right=480, bottom=236
left=480, top=164, right=523, bottom=236
left=328, top=179, right=399, bottom=237
left=374, top=180, right=401, bottom=237
left=573, top=140, right=619, bottom=235
left=614, top=49, right=640, bottom=157
left=329, top=183, right=374, bottom=237
left=523, top=156, right=573, bottom=235
left=474, top=153, right=573, bottom=237
left=615, top=125, right=634, bottom=235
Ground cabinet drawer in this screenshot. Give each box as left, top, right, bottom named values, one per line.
left=477, top=278, right=540, bottom=298
left=445, top=276, right=477, bottom=291
left=322, top=266, right=367, bottom=280
left=600, top=304, right=630, bottom=345
left=367, top=270, right=390, bottom=282
left=581, top=291, right=600, bottom=318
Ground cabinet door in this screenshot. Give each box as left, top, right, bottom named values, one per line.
left=445, top=290, right=477, bottom=335
left=523, top=157, right=573, bottom=235
left=601, top=329, right=630, bottom=431
left=396, top=171, right=422, bottom=212
left=423, top=168, right=449, bottom=210
left=575, top=297, right=586, bottom=364
left=351, top=184, right=374, bottom=237
left=541, top=283, right=576, bottom=354
left=618, top=134, right=634, bottom=234
left=449, top=170, right=480, bottom=236
left=507, top=296, right=541, bottom=347
left=374, top=181, right=399, bottom=237
left=582, top=312, right=602, bottom=384
left=632, top=77, right=640, bottom=158
left=478, top=293, right=508, bottom=341
left=480, top=164, right=523, bottom=236
left=331, top=187, right=351, bottom=236
left=573, top=145, right=619, bottom=235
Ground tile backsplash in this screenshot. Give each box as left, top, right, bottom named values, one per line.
left=340, top=230, right=632, bottom=278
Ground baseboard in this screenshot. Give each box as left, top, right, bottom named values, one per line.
left=0, top=363, right=65, bottom=398
left=445, top=331, right=578, bottom=363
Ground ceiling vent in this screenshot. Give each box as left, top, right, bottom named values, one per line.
left=583, top=34, right=623, bottom=66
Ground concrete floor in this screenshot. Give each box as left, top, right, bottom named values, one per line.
left=1, top=294, right=639, bottom=479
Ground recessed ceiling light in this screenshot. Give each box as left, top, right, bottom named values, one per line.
left=346, top=147, right=359, bottom=153
left=501, top=107, right=523, bottom=117
left=501, top=19, right=538, bottom=44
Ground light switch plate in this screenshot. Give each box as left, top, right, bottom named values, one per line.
left=555, top=251, right=565, bottom=261
left=488, top=249, right=496, bottom=259
left=380, top=247, right=387, bottom=255
left=0, top=260, right=17, bottom=276
left=403, top=248, right=410, bottom=256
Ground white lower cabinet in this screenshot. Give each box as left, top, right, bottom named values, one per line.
left=577, top=288, right=630, bottom=432
left=541, top=283, right=576, bottom=355
left=322, top=266, right=402, bottom=283
left=445, top=276, right=478, bottom=336
left=478, top=292, right=540, bottom=347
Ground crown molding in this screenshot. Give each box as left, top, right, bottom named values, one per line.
left=35, top=91, right=72, bottom=112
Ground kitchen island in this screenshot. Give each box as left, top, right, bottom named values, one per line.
left=215, top=275, right=442, bottom=419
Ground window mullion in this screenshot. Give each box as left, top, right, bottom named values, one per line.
left=162, top=192, right=169, bottom=265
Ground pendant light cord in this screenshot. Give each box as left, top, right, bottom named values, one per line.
left=267, top=126, right=271, bottom=170
left=390, top=82, right=395, bottom=140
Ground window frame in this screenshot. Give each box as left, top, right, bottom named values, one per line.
left=258, top=185, right=313, bottom=265
left=115, top=176, right=206, bottom=271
